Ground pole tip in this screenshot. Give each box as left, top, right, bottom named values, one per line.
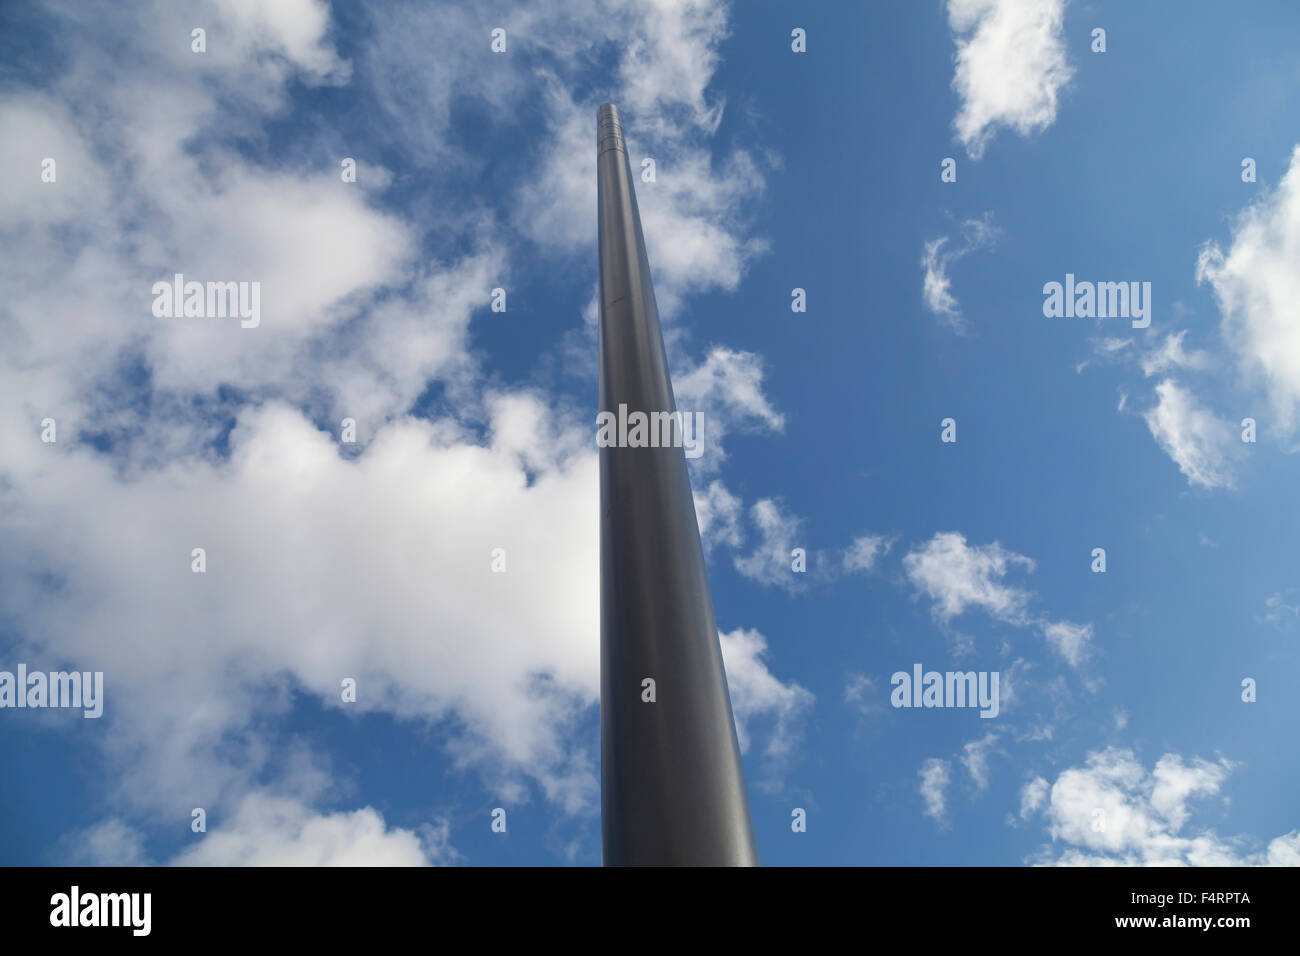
left=597, top=103, right=625, bottom=154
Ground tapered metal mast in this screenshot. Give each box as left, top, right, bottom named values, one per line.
left=597, top=103, right=759, bottom=866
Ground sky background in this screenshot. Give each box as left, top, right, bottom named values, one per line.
left=2, top=0, right=1299, bottom=866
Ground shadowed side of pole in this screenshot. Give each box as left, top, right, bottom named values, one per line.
left=597, top=103, right=759, bottom=866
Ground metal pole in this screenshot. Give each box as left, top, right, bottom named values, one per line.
left=597, top=103, right=759, bottom=866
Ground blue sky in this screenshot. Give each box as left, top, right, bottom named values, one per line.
left=1, top=0, right=1298, bottom=866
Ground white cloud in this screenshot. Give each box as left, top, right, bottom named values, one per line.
left=962, top=731, right=1001, bottom=791
left=1260, top=590, right=1300, bottom=628
left=510, top=1, right=771, bottom=323
left=62, top=788, right=456, bottom=867
left=1024, top=748, right=1300, bottom=866
left=1197, top=145, right=1300, bottom=439
left=517, top=88, right=771, bottom=322
left=844, top=673, right=880, bottom=715
left=719, top=628, right=814, bottom=785
left=922, top=238, right=961, bottom=318
left=1143, top=379, right=1236, bottom=489
left=170, top=794, right=448, bottom=866
left=636, top=150, right=771, bottom=320
left=733, top=498, right=805, bottom=590
left=694, top=479, right=744, bottom=553
left=1083, top=331, right=1212, bottom=381
left=615, top=0, right=730, bottom=137
left=1019, top=776, right=1049, bottom=819
left=1040, top=620, right=1093, bottom=668
left=947, top=0, right=1073, bottom=159
left=3, top=392, right=811, bottom=821
left=0, top=0, right=771, bottom=438
left=61, top=819, right=150, bottom=867
left=903, top=533, right=1093, bottom=666
left=217, top=0, right=352, bottom=83
left=1, top=398, right=603, bottom=814
left=1141, top=330, right=1213, bottom=378
left=998, top=657, right=1033, bottom=716
left=921, top=214, right=998, bottom=328
left=903, top=532, right=1034, bottom=625
left=920, top=758, right=953, bottom=824
left=673, top=347, right=786, bottom=471
left=0, top=0, right=810, bottom=851
left=0, top=0, right=451, bottom=437
left=709, top=498, right=890, bottom=591
left=843, top=534, right=893, bottom=574
left=1075, top=336, right=1131, bottom=374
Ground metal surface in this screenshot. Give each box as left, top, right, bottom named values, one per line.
left=597, top=103, right=759, bottom=866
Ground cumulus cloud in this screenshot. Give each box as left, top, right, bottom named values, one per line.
left=519, top=89, right=771, bottom=323
left=902, top=532, right=1094, bottom=666
left=903, top=532, right=1035, bottom=625
left=70, top=793, right=456, bottom=866
left=0, top=0, right=807, bottom=860
left=614, top=0, right=730, bottom=138
left=60, top=819, right=151, bottom=867
left=719, top=628, right=815, bottom=786
left=732, top=498, right=805, bottom=590
left=0, top=2, right=495, bottom=462
left=2, top=397, right=603, bottom=815
left=843, top=534, right=894, bottom=575
left=947, top=0, right=1073, bottom=159
left=1142, top=380, right=1236, bottom=489
left=5, top=390, right=814, bottom=821
left=510, top=2, right=772, bottom=323
left=171, top=794, right=450, bottom=866
left=1197, top=145, right=1300, bottom=439
left=0, top=0, right=774, bottom=436
left=1023, top=748, right=1300, bottom=866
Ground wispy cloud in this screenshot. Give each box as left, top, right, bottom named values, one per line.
left=1143, top=380, right=1237, bottom=490
left=1140, top=330, right=1213, bottom=378
left=1259, top=590, right=1300, bottom=628
left=921, top=214, right=999, bottom=330
left=920, top=757, right=953, bottom=825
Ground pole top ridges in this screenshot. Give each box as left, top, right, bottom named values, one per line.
left=597, top=103, right=625, bottom=155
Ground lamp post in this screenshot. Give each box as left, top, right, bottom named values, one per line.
left=597, top=103, right=759, bottom=866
